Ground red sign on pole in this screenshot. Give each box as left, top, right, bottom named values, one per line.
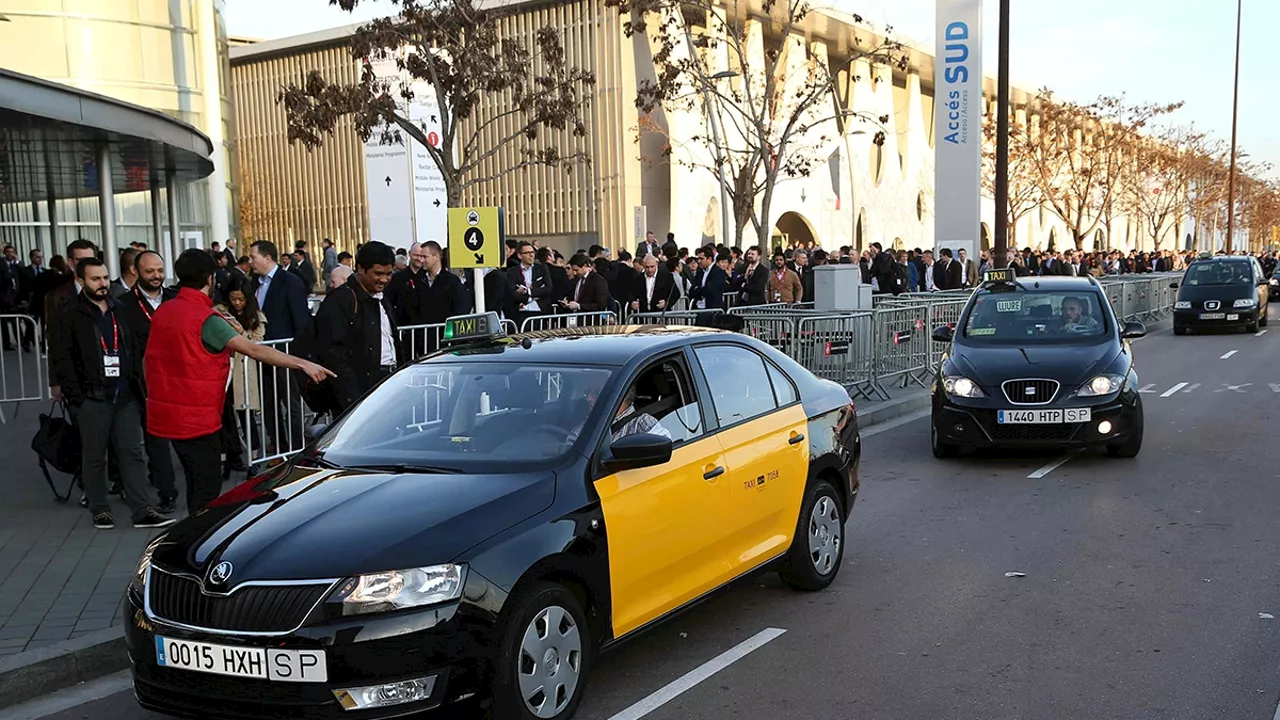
left=427, top=131, right=440, bottom=147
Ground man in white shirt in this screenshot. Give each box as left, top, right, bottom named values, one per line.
left=629, top=255, right=676, bottom=314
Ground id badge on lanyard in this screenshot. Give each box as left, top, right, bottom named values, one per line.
left=101, top=313, right=121, bottom=378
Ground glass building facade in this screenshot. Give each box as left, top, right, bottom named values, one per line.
left=0, top=0, right=235, bottom=256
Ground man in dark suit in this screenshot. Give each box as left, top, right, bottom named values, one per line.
left=687, top=246, right=728, bottom=313
left=934, top=248, right=964, bottom=291
left=292, top=250, right=318, bottom=292
left=506, top=241, right=552, bottom=328
left=48, top=239, right=100, bottom=400
left=418, top=241, right=470, bottom=325
left=248, top=240, right=311, bottom=454
left=739, top=247, right=769, bottom=306
left=561, top=254, right=612, bottom=313
left=0, top=244, right=26, bottom=351
left=636, top=231, right=661, bottom=261
left=630, top=253, right=677, bottom=314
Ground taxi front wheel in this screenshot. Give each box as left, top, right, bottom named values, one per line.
left=780, top=479, right=845, bottom=592
left=491, top=582, right=592, bottom=720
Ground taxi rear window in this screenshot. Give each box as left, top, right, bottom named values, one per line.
left=962, top=291, right=1109, bottom=341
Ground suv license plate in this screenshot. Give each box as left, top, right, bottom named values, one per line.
left=1200, top=312, right=1226, bottom=320
left=998, top=408, right=1092, bottom=424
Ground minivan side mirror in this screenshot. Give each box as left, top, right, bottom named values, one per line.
left=305, top=423, right=328, bottom=441
left=1121, top=321, right=1146, bottom=339
left=1168, top=281, right=1179, bottom=289
left=931, top=325, right=954, bottom=343
left=604, top=433, right=673, bottom=472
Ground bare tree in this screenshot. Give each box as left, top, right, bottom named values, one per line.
left=276, top=0, right=595, bottom=207
left=1124, top=126, right=1201, bottom=250
left=981, top=105, right=1040, bottom=249
left=608, top=0, right=900, bottom=251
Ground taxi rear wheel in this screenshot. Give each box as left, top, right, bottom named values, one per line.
left=780, top=479, right=844, bottom=591
left=491, top=582, right=592, bottom=720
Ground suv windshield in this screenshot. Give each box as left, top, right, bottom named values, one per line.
left=315, top=362, right=613, bottom=469
left=1183, top=260, right=1253, bottom=287
left=962, top=291, right=1110, bottom=342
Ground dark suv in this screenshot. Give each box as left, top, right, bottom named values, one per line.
left=1171, top=255, right=1269, bottom=335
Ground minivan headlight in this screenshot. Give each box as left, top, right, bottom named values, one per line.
left=1078, top=374, right=1124, bottom=397
left=943, top=376, right=984, bottom=398
left=1174, top=301, right=1191, bottom=309
left=330, top=565, right=465, bottom=616
left=1233, top=298, right=1257, bottom=308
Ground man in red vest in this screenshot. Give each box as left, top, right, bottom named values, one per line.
left=145, top=249, right=334, bottom=516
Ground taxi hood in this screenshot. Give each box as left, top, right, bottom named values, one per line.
left=153, top=467, right=555, bottom=583
left=952, top=339, right=1119, bottom=388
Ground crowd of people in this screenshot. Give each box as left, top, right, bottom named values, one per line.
left=3, top=231, right=1273, bottom=529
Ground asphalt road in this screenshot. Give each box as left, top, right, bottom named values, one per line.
left=24, top=311, right=1280, bottom=720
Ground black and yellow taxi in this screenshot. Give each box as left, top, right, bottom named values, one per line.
left=930, top=268, right=1146, bottom=459
left=1171, top=254, right=1269, bottom=334
left=125, top=313, right=860, bottom=720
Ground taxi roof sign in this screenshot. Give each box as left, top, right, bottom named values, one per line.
left=981, top=267, right=1016, bottom=284
left=443, top=312, right=505, bottom=344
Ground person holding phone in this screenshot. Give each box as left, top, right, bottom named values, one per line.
left=562, top=253, right=611, bottom=312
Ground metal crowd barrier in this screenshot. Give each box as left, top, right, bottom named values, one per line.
left=231, top=338, right=316, bottom=467
left=520, top=311, right=619, bottom=333
left=790, top=313, right=877, bottom=399
left=0, top=315, right=44, bottom=423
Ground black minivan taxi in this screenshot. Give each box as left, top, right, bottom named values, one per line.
left=1172, top=255, right=1269, bottom=334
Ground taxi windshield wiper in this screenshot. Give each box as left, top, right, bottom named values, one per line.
left=297, top=454, right=341, bottom=470
left=350, top=463, right=463, bottom=475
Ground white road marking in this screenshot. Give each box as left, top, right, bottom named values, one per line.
left=1216, top=383, right=1252, bottom=393
left=1220, top=350, right=1238, bottom=359
left=1184, top=383, right=1201, bottom=393
left=1160, top=383, right=1188, bottom=398
left=608, top=628, right=787, bottom=720
left=1027, top=451, right=1083, bottom=480
left=1256, top=329, right=1268, bottom=337
left=1137, top=383, right=1157, bottom=394
left=1270, top=384, right=1280, bottom=394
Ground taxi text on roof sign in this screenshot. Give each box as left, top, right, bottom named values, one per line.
left=449, top=207, right=504, bottom=269
left=981, top=267, right=1016, bottom=284
left=443, top=311, right=505, bottom=343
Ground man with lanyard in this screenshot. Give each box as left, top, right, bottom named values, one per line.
left=117, top=250, right=180, bottom=513
left=147, top=250, right=334, bottom=516
left=49, top=257, right=175, bottom=530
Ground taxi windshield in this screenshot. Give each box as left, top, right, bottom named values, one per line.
left=1183, top=260, right=1253, bottom=287
left=314, top=362, right=614, bottom=469
left=962, top=290, right=1109, bottom=342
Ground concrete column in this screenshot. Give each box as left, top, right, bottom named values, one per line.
left=165, top=169, right=181, bottom=279
left=197, top=0, right=230, bottom=248
left=150, top=177, right=164, bottom=252
left=42, top=134, right=60, bottom=257
left=97, top=143, right=120, bottom=279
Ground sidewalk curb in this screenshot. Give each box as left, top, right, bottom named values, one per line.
left=0, top=627, right=128, bottom=710
left=856, top=390, right=931, bottom=429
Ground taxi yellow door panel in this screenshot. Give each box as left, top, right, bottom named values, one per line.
left=716, top=404, right=809, bottom=571
left=594, top=439, right=735, bottom=638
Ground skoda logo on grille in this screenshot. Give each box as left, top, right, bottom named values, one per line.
left=1205, top=300, right=1220, bottom=311
left=208, top=561, right=234, bottom=586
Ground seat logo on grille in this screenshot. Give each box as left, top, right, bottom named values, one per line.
left=209, top=561, right=234, bottom=585
left=1205, top=300, right=1220, bottom=310
left=1024, top=387, right=1036, bottom=395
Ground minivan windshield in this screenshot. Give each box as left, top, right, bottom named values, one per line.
left=962, top=291, right=1110, bottom=343
left=1183, top=260, right=1254, bottom=287
left=314, top=362, right=614, bottom=469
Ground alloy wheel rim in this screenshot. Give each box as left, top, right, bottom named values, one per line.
left=808, top=495, right=842, bottom=575
left=517, top=605, right=582, bottom=718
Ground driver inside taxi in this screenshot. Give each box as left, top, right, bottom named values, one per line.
left=1060, top=297, right=1099, bottom=333
left=611, top=386, right=671, bottom=443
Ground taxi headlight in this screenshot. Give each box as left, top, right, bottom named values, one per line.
left=1078, top=374, right=1124, bottom=397
left=330, top=565, right=465, bottom=616
left=1174, top=301, right=1191, bottom=309
left=1233, top=298, right=1257, bottom=308
left=943, top=376, right=984, bottom=398
left=131, top=535, right=166, bottom=594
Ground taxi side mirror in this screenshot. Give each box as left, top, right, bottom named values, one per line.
left=604, top=433, right=673, bottom=472
left=1121, top=321, right=1146, bottom=339
left=305, top=423, right=328, bottom=441
left=931, top=325, right=953, bottom=343
left=1168, top=281, right=1179, bottom=289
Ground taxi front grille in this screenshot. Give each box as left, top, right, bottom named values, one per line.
left=1001, top=379, right=1059, bottom=405
left=148, top=569, right=330, bottom=633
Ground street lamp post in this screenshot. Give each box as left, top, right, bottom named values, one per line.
left=992, top=0, right=1011, bottom=269
left=1224, top=0, right=1243, bottom=254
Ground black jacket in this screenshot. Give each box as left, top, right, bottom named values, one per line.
left=116, top=285, right=178, bottom=349
left=569, top=271, right=612, bottom=312
left=506, top=263, right=553, bottom=315
left=252, top=266, right=311, bottom=341
left=741, top=264, right=769, bottom=306
left=314, top=278, right=403, bottom=411
left=632, top=270, right=677, bottom=313
left=50, top=293, right=146, bottom=407
left=688, top=266, right=729, bottom=309
left=418, top=269, right=471, bottom=325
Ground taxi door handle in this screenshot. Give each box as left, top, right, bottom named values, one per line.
left=788, top=433, right=805, bottom=445
left=703, top=466, right=725, bottom=480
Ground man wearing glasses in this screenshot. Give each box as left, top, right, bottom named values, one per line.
left=505, top=240, right=552, bottom=327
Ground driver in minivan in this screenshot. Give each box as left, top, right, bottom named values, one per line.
left=1060, top=297, right=1100, bottom=334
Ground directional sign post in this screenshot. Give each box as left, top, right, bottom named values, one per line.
left=449, top=206, right=504, bottom=313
